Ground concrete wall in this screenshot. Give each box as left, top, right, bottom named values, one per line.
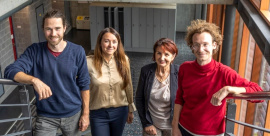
left=176, top=4, right=206, bottom=32
left=51, top=1, right=89, bottom=28
left=70, top=2, right=89, bottom=28
left=12, top=7, right=32, bottom=57
left=176, top=4, right=196, bottom=32
left=0, top=18, right=16, bottom=103
left=52, top=1, right=65, bottom=13
left=12, top=0, right=52, bottom=57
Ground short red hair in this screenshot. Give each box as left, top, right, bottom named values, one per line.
left=152, top=38, right=178, bottom=61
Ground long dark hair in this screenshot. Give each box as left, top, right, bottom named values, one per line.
left=93, top=27, right=130, bottom=89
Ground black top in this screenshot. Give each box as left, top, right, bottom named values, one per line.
left=135, top=63, right=179, bottom=128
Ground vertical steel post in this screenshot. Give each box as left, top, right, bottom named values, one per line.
left=225, top=102, right=236, bottom=136
left=114, top=7, right=119, bottom=31
left=19, top=86, right=32, bottom=136
left=108, top=7, right=112, bottom=27
left=201, top=4, right=207, bottom=20
left=222, top=5, right=236, bottom=136
left=221, top=5, right=236, bottom=66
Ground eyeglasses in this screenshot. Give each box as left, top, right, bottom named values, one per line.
left=191, top=43, right=211, bottom=50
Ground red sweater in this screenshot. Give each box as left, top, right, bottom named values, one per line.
left=174, top=59, right=263, bottom=135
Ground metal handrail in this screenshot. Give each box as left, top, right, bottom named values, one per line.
left=0, top=79, right=33, bottom=136
left=226, top=117, right=270, bottom=133
left=225, top=91, right=270, bottom=135
left=0, top=79, right=29, bottom=86
left=0, top=104, right=33, bottom=107
left=4, top=97, right=36, bottom=135
left=0, top=79, right=92, bottom=136
left=4, top=130, right=32, bottom=136
left=0, top=117, right=31, bottom=124
left=227, top=92, right=270, bottom=100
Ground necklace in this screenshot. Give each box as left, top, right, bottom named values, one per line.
left=155, top=70, right=169, bottom=82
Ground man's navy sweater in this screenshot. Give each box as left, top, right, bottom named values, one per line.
left=4, top=41, right=90, bottom=118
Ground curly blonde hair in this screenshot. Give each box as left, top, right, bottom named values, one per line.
left=185, top=19, right=223, bottom=54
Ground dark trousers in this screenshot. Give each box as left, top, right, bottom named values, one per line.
left=179, top=124, right=193, bottom=136
left=90, top=106, right=128, bottom=136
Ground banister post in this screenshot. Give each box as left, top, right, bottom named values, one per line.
left=19, top=85, right=32, bottom=136
left=225, top=100, right=236, bottom=136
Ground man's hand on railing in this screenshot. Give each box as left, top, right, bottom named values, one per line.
left=31, top=78, right=52, bottom=100
left=12, top=72, right=52, bottom=100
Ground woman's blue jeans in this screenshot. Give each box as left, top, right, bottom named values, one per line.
left=90, top=106, right=128, bottom=136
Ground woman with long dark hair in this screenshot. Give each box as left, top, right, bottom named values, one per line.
left=87, top=27, right=136, bottom=136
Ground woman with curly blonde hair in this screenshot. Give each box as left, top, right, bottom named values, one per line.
left=172, top=20, right=263, bottom=136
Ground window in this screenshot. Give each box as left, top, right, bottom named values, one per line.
left=250, top=0, right=270, bottom=25
left=251, top=0, right=261, bottom=9
left=253, top=57, right=270, bottom=136
left=269, top=1, right=270, bottom=11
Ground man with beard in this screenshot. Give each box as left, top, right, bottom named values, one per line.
left=4, top=9, right=90, bottom=136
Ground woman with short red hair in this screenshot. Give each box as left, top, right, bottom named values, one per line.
left=136, top=38, right=179, bottom=136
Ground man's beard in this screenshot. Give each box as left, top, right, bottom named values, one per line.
left=48, top=36, right=63, bottom=46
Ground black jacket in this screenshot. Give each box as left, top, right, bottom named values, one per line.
left=135, top=63, right=179, bottom=128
